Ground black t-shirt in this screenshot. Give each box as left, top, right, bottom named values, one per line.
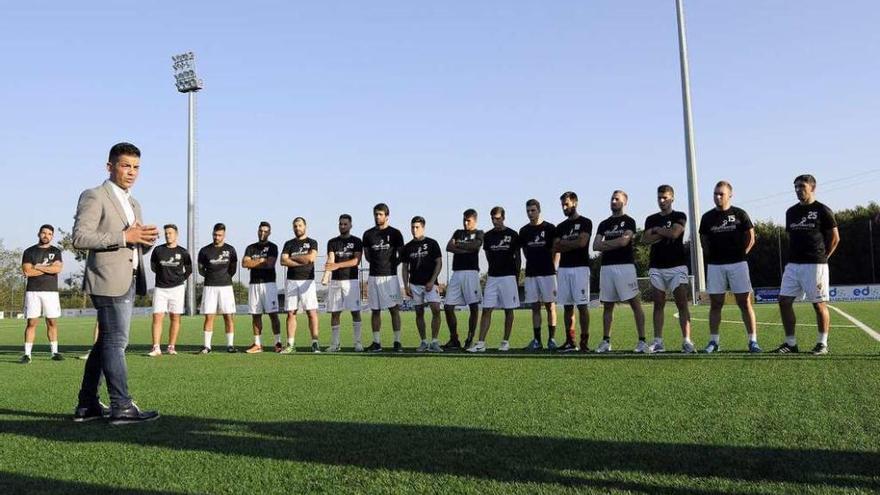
left=450, top=229, right=484, bottom=271
left=150, top=244, right=193, bottom=288
left=556, top=216, right=593, bottom=268
left=519, top=221, right=557, bottom=276
left=327, top=235, right=363, bottom=281
left=282, top=237, right=318, bottom=281
left=786, top=201, right=837, bottom=264
left=645, top=211, right=689, bottom=269
left=483, top=227, right=520, bottom=277
left=244, top=242, right=278, bottom=284
left=699, top=207, right=754, bottom=265
left=22, top=245, right=62, bottom=292
left=403, top=237, right=442, bottom=285
left=198, top=243, right=238, bottom=287
left=597, top=215, right=637, bottom=266
left=362, top=226, right=404, bottom=276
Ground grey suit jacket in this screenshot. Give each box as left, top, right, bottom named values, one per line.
left=73, top=180, right=150, bottom=297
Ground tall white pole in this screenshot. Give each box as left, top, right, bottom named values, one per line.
left=675, top=0, right=705, bottom=298
left=186, top=91, right=197, bottom=316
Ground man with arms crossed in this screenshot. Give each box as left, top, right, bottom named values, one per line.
left=280, top=217, right=320, bottom=354
left=594, top=191, right=648, bottom=354
left=148, top=224, right=192, bottom=357
left=20, top=224, right=64, bottom=363
left=197, top=223, right=238, bottom=354
left=699, top=181, right=761, bottom=354
left=443, top=209, right=484, bottom=350
left=554, top=191, right=592, bottom=352
left=643, top=185, right=694, bottom=354
left=323, top=214, right=364, bottom=352
left=519, top=199, right=559, bottom=351
left=467, top=207, right=521, bottom=353
left=72, top=142, right=159, bottom=424
left=402, top=216, right=444, bottom=353
left=774, top=174, right=839, bottom=355
left=362, top=203, right=405, bottom=352
left=243, top=221, right=281, bottom=353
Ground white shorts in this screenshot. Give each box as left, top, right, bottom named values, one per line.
left=327, top=279, right=361, bottom=313
left=557, top=267, right=590, bottom=306
left=599, top=264, right=640, bottom=303
left=24, top=291, right=61, bottom=319
left=779, top=263, right=830, bottom=303
left=409, top=284, right=442, bottom=306
left=285, top=279, right=318, bottom=312
left=445, top=270, right=481, bottom=306
left=248, top=282, right=280, bottom=314
left=153, top=285, right=186, bottom=314
left=483, top=276, right=520, bottom=309
left=649, top=266, right=689, bottom=293
left=707, top=262, right=753, bottom=295
left=201, top=286, right=236, bottom=315
left=523, top=275, right=557, bottom=304
left=368, top=275, right=402, bottom=310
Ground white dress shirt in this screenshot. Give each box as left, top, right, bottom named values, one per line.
left=107, top=180, right=138, bottom=272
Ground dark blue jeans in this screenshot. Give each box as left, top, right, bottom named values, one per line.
left=78, top=281, right=134, bottom=410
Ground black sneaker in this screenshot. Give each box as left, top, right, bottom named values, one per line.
left=463, top=338, right=473, bottom=351
left=441, top=339, right=462, bottom=351
left=19, top=354, right=31, bottom=364
left=811, top=343, right=828, bottom=355
left=73, top=401, right=110, bottom=423
left=109, top=403, right=160, bottom=425
left=227, top=346, right=237, bottom=353
left=52, top=353, right=65, bottom=361
left=772, top=342, right=799, bottom=354
left=311, top=342, right=321, bottom=353
left=393, top=341, right=403, bottom=353
left=365, top=342, right=383, bottom=353
left=557, top=341, right=579, bottom=353
left=195, top=346, right=212, bottom=355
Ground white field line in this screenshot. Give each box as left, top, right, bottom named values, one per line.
left=829, top=305, right=880, bottom=343
left=673, top=312, right=858, bottom=328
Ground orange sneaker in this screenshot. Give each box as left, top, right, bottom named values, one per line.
left=245, top=344, right=263, bottom=354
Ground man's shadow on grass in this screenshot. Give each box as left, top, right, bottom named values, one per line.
left=0, top=409, right=877, bottom=493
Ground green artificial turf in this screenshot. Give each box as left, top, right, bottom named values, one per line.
left=1, top=301, right=878, bottom=494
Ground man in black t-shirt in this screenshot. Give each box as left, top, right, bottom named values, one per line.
left=774, top=174, right=840, bottom=355
left=362, top=203, right=405, bottom=352
left=593, top=191, right=647, bottom=354
left=467, top=207, right=521, bottom=353
left=443, top=209, right=484, bottom=350
left=197, top=223, right=238, bottom=354
left=20, top=224, right=64, bottom=363
left=323, top=214, right=364, bottom=352
left=402, top=216, right=444, bottom=353
left=554, top=191, right=592, bottom=352
left=519, top=199, right=558, bottom=351
left=699, top=181, right=760, bottom=354
left=148, top=224, right=192, bottom=357
left=280, top=217, right=320, bottom=354
left=643, top=184, right=693, bottom=354
left=242, top=221, right=281, bottom=353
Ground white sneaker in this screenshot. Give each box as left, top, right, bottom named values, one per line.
left=633, top=340, right=649, bottom=354
left=416, top=341, right=430, bottom=352
left=326, top=343, right=341, bottom=353
left=595, top=340, right=611, bottom=353
left=681, top=341, right=696, bottom=354
left=353, top=342, right=364, bottom=352
left=166, top=346, right=177, bottom=355
left=428, top=342, right=444, bottom=353
left=147, top=346, right=161, bottom=357
left=498, top=341, right=510, bottom=352
left=648, top=341, right=666, bottom=354
left=466, top=342, right=486, bottom=353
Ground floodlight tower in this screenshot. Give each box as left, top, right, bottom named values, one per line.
left=172, top=51, right=203, bottom=316
left=674, top=0, right=706, bottom=298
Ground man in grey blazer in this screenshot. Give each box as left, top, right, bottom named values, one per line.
left=72, top=142, right=160, bottom=424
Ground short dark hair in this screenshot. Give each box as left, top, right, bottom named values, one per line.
left=794, top=174, right=817, bottom=187
left=490, top=206, right=505, bottom=219
left=339, top=214, right=352, bottom=222
left=373, top=203, right=389, bottom=215
left=714, top=181, right=733, bottom=192
left=163, top=224, right=178, bottom=232
left=411, top=216, right=426, bottom=226
left=259, top=221, right=271, bottom=230
left=213, top=223, right=226, bottom=232
left=463, top=208, right=478, bottom=219
left=657, top=184, right=675, bottom=195
left=525, top=199, right=541, bottom=211
left=108, top=142, right=141, bottom=164
left=560, top=191, right=578, bottom=203
left=293, top=217, right=307, bottom=225
left=612, top=190, right=628, bottom=201
left=39, top=224, right=54, bottom=233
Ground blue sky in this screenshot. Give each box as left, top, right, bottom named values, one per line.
left=1, top=1, right=877, bottom=284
